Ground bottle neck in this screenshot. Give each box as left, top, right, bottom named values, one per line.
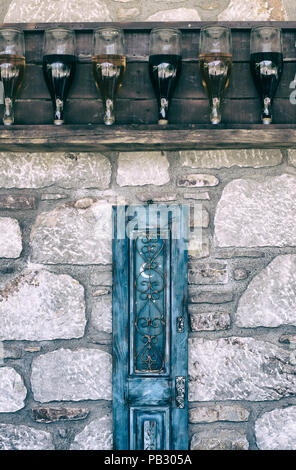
left=262, top=97, right=272, bottom=124
left=3, top=97, right=14, bottom=126
left=104, top=98, right=115, bottom=126
left=210, top=97, right=221, bottom=125
left=54, top=98, right=64, bottom=126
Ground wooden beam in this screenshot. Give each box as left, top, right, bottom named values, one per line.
left=0, top=125, right=295, bottom=151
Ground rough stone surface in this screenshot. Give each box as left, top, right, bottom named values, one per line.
left=4, top=0, right=111, bottom=22
left=0, top=424, right=54, bottom=450
left=146, top=8, right=201, bottom=21
left=189, top=337, right=296, bottom=401
left=0, top=0, right=12, bottom=22
left=0, top=218, right=22, bottom=258
left=91, top=295, right=112, bottom=333
left=190, top=310, right=231, bottom=331
left=255, top=407, right=296, bottom=450
left=116, top=7, right=140, bottom=19
left=189, top=290, right=233, bottom=304
left=0, top=195, right=36, bottom=210
left=117, top=152, right=170, bottom=187
left=137, top=192, right=177, bottom=202
left=288, top=149, right=296, bottom=167
left=93, top=288, right=110, bottom=297
left=0, top=367, right=27, bottom=412
left=191, top=429, right=249, bottom=450
left=189, top=263, right=228, bottom=285
left=194, top=0, right=231, bottom=20
left=2, top=345, right=22, bottom=360
left=188, top=235, right=210, bottom=259
left=32, top=407, right=89, bottom=423
left=284, top=0, right=296, bottom=20
left=236, top=255, right=296, bottom=328
left=180, top=149, right=282, bottom=169
left=177, top=174, right=219, bottom=187
left=190, top=207, right=209, bottom=229
left=24, top=346, right=41, bottom=353
left=184, top=192, right=210, bottom=200
left=215, top=248, right=266, bottom=259
left=90, top=270, right=112, bottom=286
left=31, top=201, right=112, bottom=265
left=0, top=270, right=86, bottom=341
left=70, top=414, right=113, bottom=450
left=74, top=198, right=96, bottom=209
left=31, top=348, right=112, bottom=402
left=0, top=153, right=111, bottom=189
left=219, top=0, right=286, bottom=20
left=214, top=175, right=296, bottom=247
left=279, top=334, right=296, bottom=346
left=41, top=193, right=66, bottom=201
left=189, top=404, right=250, bottom=423
left=234, top=268, right=249, bottom=281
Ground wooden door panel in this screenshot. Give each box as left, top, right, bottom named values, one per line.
left=112, top=205, right=188, bottom=450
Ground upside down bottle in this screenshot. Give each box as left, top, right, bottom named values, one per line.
left=199, top=26, right=232, bottom=125
left=0, top=28, right=25, bottom=126
left=250, top=26, right=283, bottom=124
left=149, top=28, right=182, bottom=125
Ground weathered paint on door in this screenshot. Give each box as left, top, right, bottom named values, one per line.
left=112, top=205, right=188, bottom=450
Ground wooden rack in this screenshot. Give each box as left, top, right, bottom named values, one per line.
left=0, top=21, right=296, bottom=151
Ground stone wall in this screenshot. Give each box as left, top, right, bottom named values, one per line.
left=0, top=0, right=296, bottom=451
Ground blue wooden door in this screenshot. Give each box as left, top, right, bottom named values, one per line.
left=112, top=205, right=188, bottom=450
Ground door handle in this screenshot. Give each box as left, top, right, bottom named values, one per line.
left=143, top=420, right=157, bottom=450
left=175, top=376, right=186, bottom=409
left=177, top=316, right=184, bottom=333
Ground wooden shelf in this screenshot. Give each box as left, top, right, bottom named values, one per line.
left=1, top=124, right=296, bottom=151
left=0, top=22, right=295, bottom=151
